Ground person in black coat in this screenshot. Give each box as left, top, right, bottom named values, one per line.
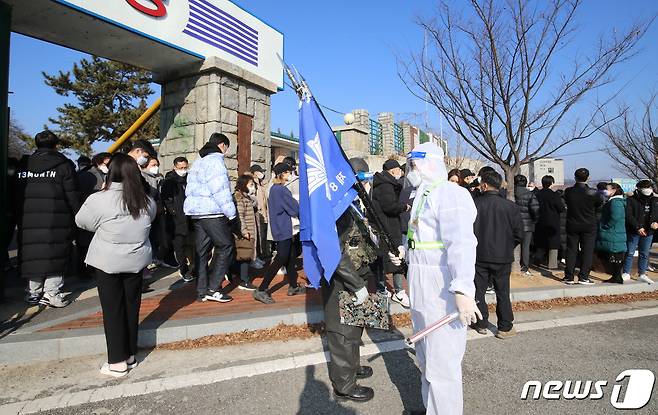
left=472, top=171, right=523, bottom=337
left=161, top=157, right=193, bottom=279
left=76, top=152, right=111, bottom=278
left=371, top=159, right=411, bottom=307
left=15, top=131, right=80, bottom=307
left=563, top=168, right=603, bottom=285
left=534, top=175, right=565, bottom=269
left=621, top=180, right=658, bottom=284
left=514, top=175, right=539, bottom=274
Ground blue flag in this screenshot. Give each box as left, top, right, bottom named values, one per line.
left=298, top=97, right=358, bottom=288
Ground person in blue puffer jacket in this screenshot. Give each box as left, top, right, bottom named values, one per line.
left=183, top=133, right=236, bottom=304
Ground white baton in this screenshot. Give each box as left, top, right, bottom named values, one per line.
left=405, top=311, right=460, bottom=346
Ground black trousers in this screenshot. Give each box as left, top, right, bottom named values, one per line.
left=565, top=228, right=596, bottom=280
left=321, top=277, right=364, bottom=394
left=193, top=217, right=234, bottom=296
left=172, top=233, right=190, bottom=274
left=258, top=238, right=298, bottom=291
left=520, top=231, right=533, bottom=270
left=474, top=261, right=514, bottom=331
left=94, top=268, right=142, bottom=364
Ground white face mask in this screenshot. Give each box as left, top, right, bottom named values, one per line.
left=148, top=166, right=159, bottom=175
left=406, top=171, right=422, bottom=188
left=98, top=165, right=109, bottom=174
left=640, top=188, right=653, bottom=196
left=137, top=155, right=149, bottom=167
left=175, top=169, right=187, bottom=177
left=247, top=185, right=256, bottom=195
left=255, top=171, right=265, bottom=180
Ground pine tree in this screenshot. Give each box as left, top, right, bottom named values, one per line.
left=8, top=116, right=33, bottom=158
left=43, top=56, right=159, bottom=155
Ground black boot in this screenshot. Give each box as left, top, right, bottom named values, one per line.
left=334, top=385, right=374, bottom=402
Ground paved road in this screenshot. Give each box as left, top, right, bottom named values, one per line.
left=38, top=314, right=657, bottom=415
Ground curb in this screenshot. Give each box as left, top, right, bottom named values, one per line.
left=1, top=281, right=656, bottom=365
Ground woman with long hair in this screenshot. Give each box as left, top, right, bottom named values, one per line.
left=232, top=174, right=259, bottom=290
left=596, top=183, right=627, bottom=284
left=253, top=163, right=302, bottom=304
left=75, top=153, right=157, bottom=377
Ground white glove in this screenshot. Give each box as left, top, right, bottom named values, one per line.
left=353, top=286, right=369, bottom=306
left=387, top=245, right=405, bottom=266
left=455, top=293, right=482, bottom=326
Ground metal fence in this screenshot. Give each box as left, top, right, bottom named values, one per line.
left=369, top=119, right=383, bottom=155
left=393, top=123, right=404, bottom=154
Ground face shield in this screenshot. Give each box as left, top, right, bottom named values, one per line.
left=404, top=143, right=446, bottom=191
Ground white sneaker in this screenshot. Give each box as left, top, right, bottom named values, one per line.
left=392, top=290, right=410, bottom=308
left=100, top=362, right=128, bottom=378
left=204, top=291, right=233, bottom=303
left=39, top=293, right=70, bottom=308
left=278, top=267, right=287, bottom=275
left=638, top=274, right=654, bottom=285
left=621, top=273, right=631, bottom=281
left=648, top=265, right=656, bottom=272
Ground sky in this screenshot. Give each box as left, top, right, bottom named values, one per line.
left=7, top=0, right=658, bottom=180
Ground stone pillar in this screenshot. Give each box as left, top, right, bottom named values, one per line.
left=156, top=57, right=277, bottom=178
left=378, top=112, right=395, bottom=157
left=332, top=125, right=369, bottom=159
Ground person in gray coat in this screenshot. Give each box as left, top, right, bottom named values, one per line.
left=75, top=153, right=156, bottom=378
left=514, top=175, right=540, bottom=275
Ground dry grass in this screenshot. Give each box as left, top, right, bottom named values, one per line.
left=157, top=290, right=658, bottom=350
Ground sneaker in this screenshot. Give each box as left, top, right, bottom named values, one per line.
left=126, top=356, right=138, bottom=370
left=621, top=273, right=631, bottom=281
left=39, top=293, right=70, bottom=308
left=378, top=289, right=392, bottom=299
left=100, top=362, right=128, bottom=378
left=524, top=270, right=532, bottom=277
left=287, top=285, right=306, bottom=296
left=648, top=265, right=656, bottom=272
left=577, top=278, right=594, bottom=285
left=392, top=290, right=410, bottom=308
left=197, top=294, right=207, bottom=303
left=638, top=274, right=655, bottom=285
left=238, top=282, right=258, bottom=291
left=253, top=289, right=275, bottom=304
left=204, top=291, right=233, bottom=303
left=486, top=285, right=495, bottom=294
left=562, top=277, right=575, bottom=285
left=278, top=267, right=287, bottom=275
left=182, top=273, right=195, bottom=283
left=25, top=293, right=42, bottom=306
left=495, top=327, right=517, bottom=339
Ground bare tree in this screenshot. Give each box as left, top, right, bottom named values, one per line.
left=601, top=95, right=658, bottom=183
left=399, top=0, right=652, bottom=199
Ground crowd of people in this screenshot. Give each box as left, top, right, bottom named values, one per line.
left=4, top=129, right=657, bottom=381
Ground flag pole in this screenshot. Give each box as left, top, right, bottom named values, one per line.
left=280, top=59, right=402, bottom=259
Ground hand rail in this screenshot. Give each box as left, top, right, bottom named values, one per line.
left=107, top=97, right=161, bottom=153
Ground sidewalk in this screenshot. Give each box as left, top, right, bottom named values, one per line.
left=1, top=262, right=657, bottom=364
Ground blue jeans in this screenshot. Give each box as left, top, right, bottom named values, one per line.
left=623, top=233, right=653, bottom=275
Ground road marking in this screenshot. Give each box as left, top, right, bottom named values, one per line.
left=3, top=306, right=658, bottom=414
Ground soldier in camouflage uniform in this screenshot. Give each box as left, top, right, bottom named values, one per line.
left=322, top=157, right=379, bottom=403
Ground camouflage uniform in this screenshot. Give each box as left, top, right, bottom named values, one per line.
left=321, top=206, right=378, bottom=395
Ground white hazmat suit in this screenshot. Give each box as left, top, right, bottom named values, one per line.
left=395, top=142, right=479, bottom=415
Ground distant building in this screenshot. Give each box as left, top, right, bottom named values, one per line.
left=521, top=158, right=565, bottom=186
left=270, top=109, right=448, bottom=172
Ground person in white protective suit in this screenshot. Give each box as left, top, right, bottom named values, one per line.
left=389, top=142, right=481, bottom=415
